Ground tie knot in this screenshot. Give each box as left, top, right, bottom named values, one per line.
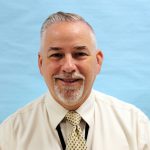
left=65, top=111, right=81, bottom=126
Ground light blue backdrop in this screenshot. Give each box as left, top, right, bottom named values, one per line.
left=0, top=0, right=150, bottom=122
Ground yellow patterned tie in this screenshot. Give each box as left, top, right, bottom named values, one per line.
left=65, top=111, right=87, bottom=150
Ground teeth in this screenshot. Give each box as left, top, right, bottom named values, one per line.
left=60, top=79, right=79, bottom=82
left=64, top=79, right=76, bottom=82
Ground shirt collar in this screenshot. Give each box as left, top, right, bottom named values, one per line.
left=76, top=90, right=95, bottom=127
left=45, top=90, right=95, bottom=129
left=45, top=91, right=68, bottom=130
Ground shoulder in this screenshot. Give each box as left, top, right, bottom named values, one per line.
left=0, top=92, right=48, bottom=129
left=92, top=90, right=150, bottom=148
left=92, top=89, right=149, bottom=121
left=0, top=92, right=49, bottom=149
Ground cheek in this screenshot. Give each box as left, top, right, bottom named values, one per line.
left=44, top=62, right=59, bottom=76
left=88, top=58, right=98, bottom=71
left=79, top=61, right=96, bottom=79
left=43, top=64, right=57, bottom=88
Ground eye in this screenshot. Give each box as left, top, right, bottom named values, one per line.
left=48, top=53, right=64, bottom=59
left=73, top=52, right=88, bottom=58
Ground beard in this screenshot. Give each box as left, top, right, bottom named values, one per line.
left=53, top=72, right=85, bottom=106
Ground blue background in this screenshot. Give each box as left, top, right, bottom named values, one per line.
left=0, top=0, right=150, bottom=122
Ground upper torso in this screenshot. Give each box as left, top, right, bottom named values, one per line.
left=0, top=90, right=149, bottom=150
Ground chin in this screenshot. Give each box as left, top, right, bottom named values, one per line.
left=62, top=101, right=82, bottom=110
left=54, top=83, right=84, bottom=103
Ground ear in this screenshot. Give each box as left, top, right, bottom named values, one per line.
left=38, top=51, right=43, bottom=75
left=96, top=49, right=103, bottom=74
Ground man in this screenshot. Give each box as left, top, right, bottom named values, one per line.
left=0, top=11, right=149, bottom=150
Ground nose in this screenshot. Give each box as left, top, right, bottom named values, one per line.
left=61, top=55, right=76, bottom=73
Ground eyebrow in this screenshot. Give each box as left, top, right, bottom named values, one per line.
left=48, top=45, right=87, bottom=52
left=73, top=46, right=87, bottom=50
left=48, top=47, right=62, bottom=51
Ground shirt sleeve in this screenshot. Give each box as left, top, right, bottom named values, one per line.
left=137, top=112, right=150, bottom=150
left=0, top=120, right=14, bottom=150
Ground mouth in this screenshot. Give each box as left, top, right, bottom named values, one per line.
left=60, top=78, right=81, bottom=82
left=56, top=78, right=82, bottom=84
left=53, top=73, right=85, bottom=86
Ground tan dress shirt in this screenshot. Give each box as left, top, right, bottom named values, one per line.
left=0, top=90, right=149, bottom=150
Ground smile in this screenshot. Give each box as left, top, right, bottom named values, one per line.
left=59, top=78, right=81, bottom=83
left=56, top=78, right=83, bottom=86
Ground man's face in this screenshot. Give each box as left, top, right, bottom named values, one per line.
left=38, top=21, right=103, bottom=110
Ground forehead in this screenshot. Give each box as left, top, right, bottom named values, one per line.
left=42, top=21, right=94, bottom=38
left=41, top=21, right=96, bottom=48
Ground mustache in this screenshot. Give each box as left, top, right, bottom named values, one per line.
left=53, top=73, right=85, bottom=80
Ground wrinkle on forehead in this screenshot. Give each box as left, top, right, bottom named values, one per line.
left=40, top=21, right=98, bottom=53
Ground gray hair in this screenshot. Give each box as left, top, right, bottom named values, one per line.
left=40, top=11, right=95, bottom=37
